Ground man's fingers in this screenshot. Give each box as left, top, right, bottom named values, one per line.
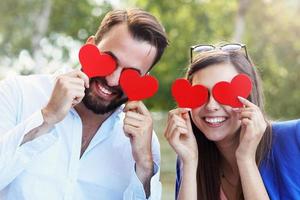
left=124, top=101, right=150, bottom=116
left=124, top=116, right=143, bottom=128
left=69, top=70, right=90, bottom=88
left=67, top=77, right=86, bottom=87
left=125, top=111, right=144, bottom=121
left=123, top=124, right=139, bottom=138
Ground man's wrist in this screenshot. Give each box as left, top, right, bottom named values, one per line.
left=136, top=156, right=154, bottom=174
left=135, top=157, right=154, bottom=198
left=41, top=107, right=56, bottom=126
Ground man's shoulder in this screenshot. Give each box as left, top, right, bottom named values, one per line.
left=2, top=66, right=77, bottom=89
left=1, top=73, right=53, bottom=92
left=15, top=74, right=54, bottom=92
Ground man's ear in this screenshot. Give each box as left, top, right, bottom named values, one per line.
left=86, top=36, right=96, bottom=44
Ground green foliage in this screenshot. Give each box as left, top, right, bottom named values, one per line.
left=132, top=0, right=300, bottom=119
left=0, top=0, right=112, bottom=56
left=134, top=0, right=238, bottom=110
left=244, top=0, right=300, bottom=119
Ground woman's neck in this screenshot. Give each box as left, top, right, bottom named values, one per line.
left=216, top=134, right=240, bottom=175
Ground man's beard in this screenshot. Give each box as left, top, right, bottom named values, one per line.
left=82, top=78, right=128, bottom=114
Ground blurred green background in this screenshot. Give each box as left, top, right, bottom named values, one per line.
left=0, top=0, right=299, bottom=199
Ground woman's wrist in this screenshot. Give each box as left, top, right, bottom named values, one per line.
left=235, top=148, right=256, bottom=163
left=182, top=158, right=198, bottom=173
left=236, top=154, right=256, bottom=168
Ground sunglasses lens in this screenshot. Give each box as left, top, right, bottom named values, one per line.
left=193, top=45, right=215, bottom=53
left=221, top=44, right=242, bottom=51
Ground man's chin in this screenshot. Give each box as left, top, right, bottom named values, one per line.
left=82, top=96, right=128, bottom=115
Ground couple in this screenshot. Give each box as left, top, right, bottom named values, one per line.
left=0, top=8, right=299, bottom=200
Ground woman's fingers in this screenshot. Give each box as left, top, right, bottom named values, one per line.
left=237, top=96, right=256, bottom=108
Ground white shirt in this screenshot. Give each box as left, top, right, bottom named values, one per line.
left=0, top=73, right=161, bottom=200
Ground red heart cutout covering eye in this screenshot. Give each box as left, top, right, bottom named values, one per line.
left=79, top=44, right=117, bottom=78
left=171, top=79, right=209, bottom=108
left=212, top=74, right=252, bottom=108
left=120, top=69, right=159, bottom=101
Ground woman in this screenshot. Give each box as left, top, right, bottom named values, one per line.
left=164, top=44, right=300, bottom=200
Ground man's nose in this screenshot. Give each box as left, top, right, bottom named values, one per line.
left=105, top=67, right=122, bottom=87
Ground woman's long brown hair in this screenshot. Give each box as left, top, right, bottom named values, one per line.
left=186, top=51, right=272, bottom=200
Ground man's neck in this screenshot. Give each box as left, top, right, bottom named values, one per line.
left=74, top=102, right=114, bottom=126
left=75, top=102, right=117, bottom=157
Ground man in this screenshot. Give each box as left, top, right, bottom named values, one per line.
left=0, top=8, right=168, bottom=199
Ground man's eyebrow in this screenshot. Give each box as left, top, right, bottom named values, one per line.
left=104, top=51, right=119, bottom=63
left=104, top=51, right=142, bottom=75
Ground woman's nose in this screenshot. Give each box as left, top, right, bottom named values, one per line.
left=205, top=94, right=221, bottom=112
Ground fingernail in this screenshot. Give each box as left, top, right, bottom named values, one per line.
left=238, top=96, right=245, bottom=101
left=232, top=107, right=240, bottom=112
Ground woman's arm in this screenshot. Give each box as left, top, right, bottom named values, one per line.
left=235, top=96, right=269, bottom=200
left=237, top=158, right=269, bottom=200
left=165, top=108, right=198, bottom=200
left=177, top=160, right=198, bottom=200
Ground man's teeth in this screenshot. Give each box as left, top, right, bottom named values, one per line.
left=99, top=84, right=112, bottom=95
left=205, top=117, right=226, bottom=124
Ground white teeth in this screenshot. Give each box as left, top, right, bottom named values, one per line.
left=99, top=84, right=112, bottom=95
left=205, top=117, right=226, bottom=124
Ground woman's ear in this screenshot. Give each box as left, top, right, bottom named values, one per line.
left=86, top=36, right=96, bottom=44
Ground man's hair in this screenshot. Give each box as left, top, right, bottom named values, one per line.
left=94, top=8, right=168, bottom=68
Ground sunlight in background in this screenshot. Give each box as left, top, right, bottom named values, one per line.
left=0, top=1, right=299, bottom=198
left=0, top=0, right=124, bottom=79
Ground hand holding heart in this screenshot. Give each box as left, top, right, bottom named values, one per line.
left=234, top=97, right=267, bottom=163
left=42, top=70, right=89, bottom=126
left=123, top=101, right=154, bottom=184
left=164, top=108, right=198, bottom=166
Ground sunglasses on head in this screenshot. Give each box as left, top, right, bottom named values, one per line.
left=190, top=43, right=249, bottom=63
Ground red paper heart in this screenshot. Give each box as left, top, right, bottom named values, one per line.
left=79, top=44, right=116, bottom=78
left=120, top=69, right=159, bottom=101
left=171, top=79, right=209, bottom=108
left=212, top=74, right=252, bottom=108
